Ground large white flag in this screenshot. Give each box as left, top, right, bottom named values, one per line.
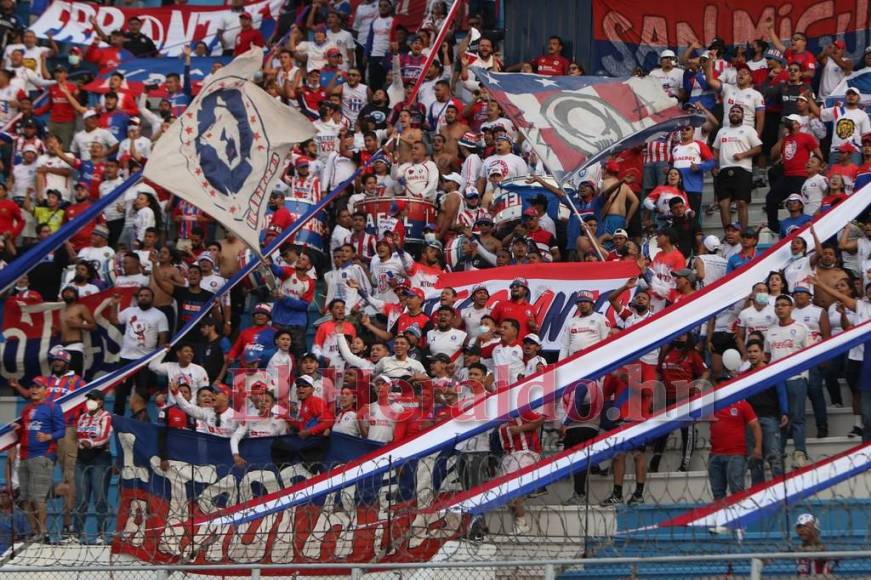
left=145, top=48, right=315, bottom=253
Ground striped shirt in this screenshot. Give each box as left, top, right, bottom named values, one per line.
left=76, top=409, right=112, bottom=450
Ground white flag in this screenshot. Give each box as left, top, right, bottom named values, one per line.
left=144, top=48, right=315, bottom=254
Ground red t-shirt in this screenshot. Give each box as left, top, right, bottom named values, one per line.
left=784, top=49, right=816, bottom=74
left=710, top=401, right=757, bottom=455
left=65, top=201, right=99, bottom=251
left=533, top=54, right=570, bottom=76
left=782, top=132, right=819, bottom=176
left=0, top=198, right=23, bottom=238
left=35, top=82, right=79, bottom=123
left=659, top=347, right=707, bottom=399
left=235, top=29, right=265, bottom=56
left=491, top=299, right=537, bottom=339
left=497, top=409, right=543, bottom=453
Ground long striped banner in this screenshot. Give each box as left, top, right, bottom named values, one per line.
left=194, top=187, right=870, bottom=529
left=629, top=441, right=871, bottom=533
left=430, top=320, right=871, bottom=515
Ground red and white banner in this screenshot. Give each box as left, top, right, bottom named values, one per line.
left=30, top=0, right=284, bottom=57
left=435, top=262, right=638, bottom=351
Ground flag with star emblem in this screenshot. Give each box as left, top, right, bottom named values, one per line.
left=474, top=72, right=701, bottom=183
left=144, top=48, right=315, bottom=255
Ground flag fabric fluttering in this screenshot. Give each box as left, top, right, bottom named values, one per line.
left=474, top=72, right=702, bottom=182
left=144, top=48, right=315, bottom=254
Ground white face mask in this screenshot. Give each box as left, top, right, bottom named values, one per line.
left=14, top=285, right=27, bottom=292
left=424, top=232, right=437, bottom=243
left=68, top=55, right=80, bottom=66
left=85, top=399, right=99, bottom=412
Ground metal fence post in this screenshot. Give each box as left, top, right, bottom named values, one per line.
left=543, top=563, right=556, bottom=580
left=155, top=570, right=169, bottom=580
left=750, top=558, right=764, bottom=580
left=351, top=567, right=363, bottom=580
left=251, top=567, right=261, bottom=580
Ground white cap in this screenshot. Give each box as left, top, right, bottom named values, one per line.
left=785, top=193, right=805, bottom=204
left=795, top=513, right=819, bottom=530
left=784, top=114, right=803, bottom=123
left=699, top=50, right=711, bottom=60
left=374, top=374, right=393, bottom=385
left=522, top=333, right=542, bottom=345
left=137, top=184, right=157, bottom=198
left=703, top=234, right=721, bottom=252
left=660, top=49, right=676, bottom=59
left=21, top=144, right=38, bottom=154
left=82, top=109, right=98, bottom=120
left=442, top=172, right=463, bottom=185
left=846, top=86, right=862, bottom=96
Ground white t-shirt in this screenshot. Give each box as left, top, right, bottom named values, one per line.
left=10, top=161, right=35, bottom=199
left=793, top=303, right=825, bottom=344
left=649, top=67, right=685, bottom=98
left=99, top=177, right=126, bottom=221
left=297, top=40, right=337, bottom=73
left=71, top=128, right=119, bottom=161
left=115, top=273, right=150, bottom=289
left=765, top=320, right=810, bottom=379
left=3, top=44, right=50, bottom=89
left=559, top=312, right=610, bottom=359
left=118, top=136, right=152, bottom=161
left=219, top=10, right=262, bottom=51
left=341, top=82, right=369, bottom=124
left=118, top=306, right=169, bottom=359
left=480, top=153, right=528, bottom=182
left=737, top=304, right=777, bottom=339
left=426, top=327, right=468, bottom=364
left=37, top=154, right=72, bottom=201
left=801, top=174, right=827, bottom=216
left=327, top=29, right=355, bottom=69
left=78, top=246, right=115, bottom=283
left=819, top=106, right=871, bottom=150
left=362, top=401, right=403, bottom=443
left=714, top=124, right=762, bottom=172
left=819, top=56, right=850, bottom=98
left=368, top=16, right=393, bottom=58
left=491, top=342, right=525, bottom=385
left=721, top=84, right=765, bottom=129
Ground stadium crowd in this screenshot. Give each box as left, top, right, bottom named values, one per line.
left=0, top=0, right=869, bottom=546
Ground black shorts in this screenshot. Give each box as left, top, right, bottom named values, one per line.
left=714, top=167, right=753, bottom=203
left=711, top=331, right=737, bottom=355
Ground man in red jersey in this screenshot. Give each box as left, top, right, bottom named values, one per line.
left=491, top=278, right=538, bottom=339
left=709, top=399, right=761, bottom=500
left=768, top=114, right=822, bottom=233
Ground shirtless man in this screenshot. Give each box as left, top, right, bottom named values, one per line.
left=218, top=232, right=246, bottom=278
left=439, top=105, right=471, bottom=159
left=60, top=286, right=97, bottom=375
left=474, top=216, right=502, bottom=254
left=600, top=161, right=639, bottom=236
left=150, top=247, right=186, bottom=334
left=813, top=244, right=849, bottom=309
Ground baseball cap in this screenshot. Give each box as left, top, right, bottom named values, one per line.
left=604, top=160, right=621, bottom=174
left=846, top=86, right=862, bottom=96
left=725, top=221, right=743, bottom=231
left=326, top=47, right=342, bottom=57
left=82, top=109, right=98, bottom=120
left=784, top=113, right=803, bottom=123
left=128, top=116, right=141, bottom=126
left=494, top=134, right=512, bottom=144
left=475, top=215, right=494, bottom=225
left=92, top=224, right=110, bottom=239
left=673, top=267, right=697, bottom=282
left=699, top=50, right=711, bottom=60
left=442, top=172, right=463, bottom=186
left=404, top=324, right=422, bottom=338
left=374, top=374, right=393, bottom=385
left=522, top=207, right=538, bottom=218
left=404, top=287, right=425, bottom=301
left=429, top=352, right=451, bottom=364
left=458, top=132, right=481, bottom=149
left=660, top=49, right=676, bottom=59
left=20, top=118, right=37, bottom=129
left=703, top=234, right=721, bottom=252
left=741, top=227, right=759, bottom=238
left=510, top=277, right=529, bottom=290
left=197, top=252, right=215, bottom=265
left=253, top=302, right=273, bottom=317
left=833, top=39, right=846, bottom=50
left=522, top=333, right=542, bottom=345
left=613, top=228, right=628, bottom=238
left=295, top=375, right=315, bottom=388
left=239, top=11, right=252, bottom=19
left=85, top=389, right=105, bottom=401
left=464, top=343, right=481, bottom=355
left=793, top=286, right=813, bottom=295
left=764, top=48, right=785, bottom=63
left=785, top=193, right=805, bottom=204
left=488, top=165, right=504, bottom=176
left=471, top=284, right=490, bottom=296
left=295, top=156, right=311, bottom=168
left=795, top=513, right=819, bottom=529
left=464, top=186, right=480, bottom=198
left=575, top=290, right=595, bottom=303
left=426, top=239, right=444, bottom=252
left=48, top=345, right=71, bottom=363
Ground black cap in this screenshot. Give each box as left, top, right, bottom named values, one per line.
left=85, top=390, right=105, bottom=401
left=201, top=316, right=219, bottom=327
left=429, top=352, right=451, bottom=364
left=21, top=118, right=36, bottom=128
left=464, top=344, right=481, bottom=355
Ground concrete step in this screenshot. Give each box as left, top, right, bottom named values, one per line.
left=483, top=504, right=616, bottom=538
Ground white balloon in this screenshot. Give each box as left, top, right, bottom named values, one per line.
left=722, top=349, right=743, bottom=372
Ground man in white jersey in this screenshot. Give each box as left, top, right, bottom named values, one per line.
left=560, top=291, right=610, bottom=360
left=332, top=386, right=363, bottom=437
left=808, top=86, right=870, bottom=163
left=335, top=68, right=369, bottom=125
left=426, top=306, right=468, bottom=369
left=461, top=286, right=492, bottom=341
left=360, top=375, right=406, bottom=443
left=648, top=49, right=684, bottom=98
left=492, top=319, right=525, bottom=386
left=394, top=141, right=439, bottom=201
left=368, top=238, right=413, bottom=303
left=476, top=134, right=528, bottom=195
left=76, top=225, right=115, bottom=284
left=765, top=294, right=811, bottom=466
left=792, top=286, right=831, bottom=438
left=705, top=63, right=765, bottom=136
left=712, top=104, right=762, bottom=229
left=735, top=283, right=778, bottom=357
left=149, top=343, right=210, bottom=402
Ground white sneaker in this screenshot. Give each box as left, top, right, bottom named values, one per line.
left=792, top=450, right=808, bottom=468
left=513, top=517, right=531, bottom=535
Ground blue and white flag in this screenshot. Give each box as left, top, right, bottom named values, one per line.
left=144, top=48, right=315, bottom=254
left=825, top=68, right=871, bottom=107
left=474, top=72, right=702, bottom=181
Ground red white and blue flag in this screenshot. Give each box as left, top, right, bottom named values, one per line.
left=82, top=57, right=231, bottom=97
left=475, top=72, right=700, bottom=181
left=639, top=441, right=871, bottom=533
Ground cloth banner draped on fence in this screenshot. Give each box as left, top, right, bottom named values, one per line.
left=194, top=191, right=870, bottom=530
left=112, top=417, right=465, bottom=569
left=82, top=57, right=231, bottom=96
left=0, top=286, right=137, bottom=386
left=474, top=72, right=700, bottom=182
left=591, top=0, right=871, bottom=76
left=31, top=0, right=284, bottom=57
left=431, top=262, right=636, bottom=351
left=637, top=442, right=871, bottom=533
left=143, top=48, right=316, bottom=254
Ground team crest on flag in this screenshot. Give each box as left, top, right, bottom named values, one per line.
left=474, top=72, right=702, bottom=182
left=145, top=48, right=315, bottom=254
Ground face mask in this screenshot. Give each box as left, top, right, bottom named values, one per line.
left=14, top=285, right=27, bottom=292
left=478, top=325, right=490, bottom=335
left=424, top=232, right=436, bottom=243
left=85, top=399, right=99, bottom=412
left=68, top=55, right=80, bottom=66
left=755, top=292, right=769, bottom=305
